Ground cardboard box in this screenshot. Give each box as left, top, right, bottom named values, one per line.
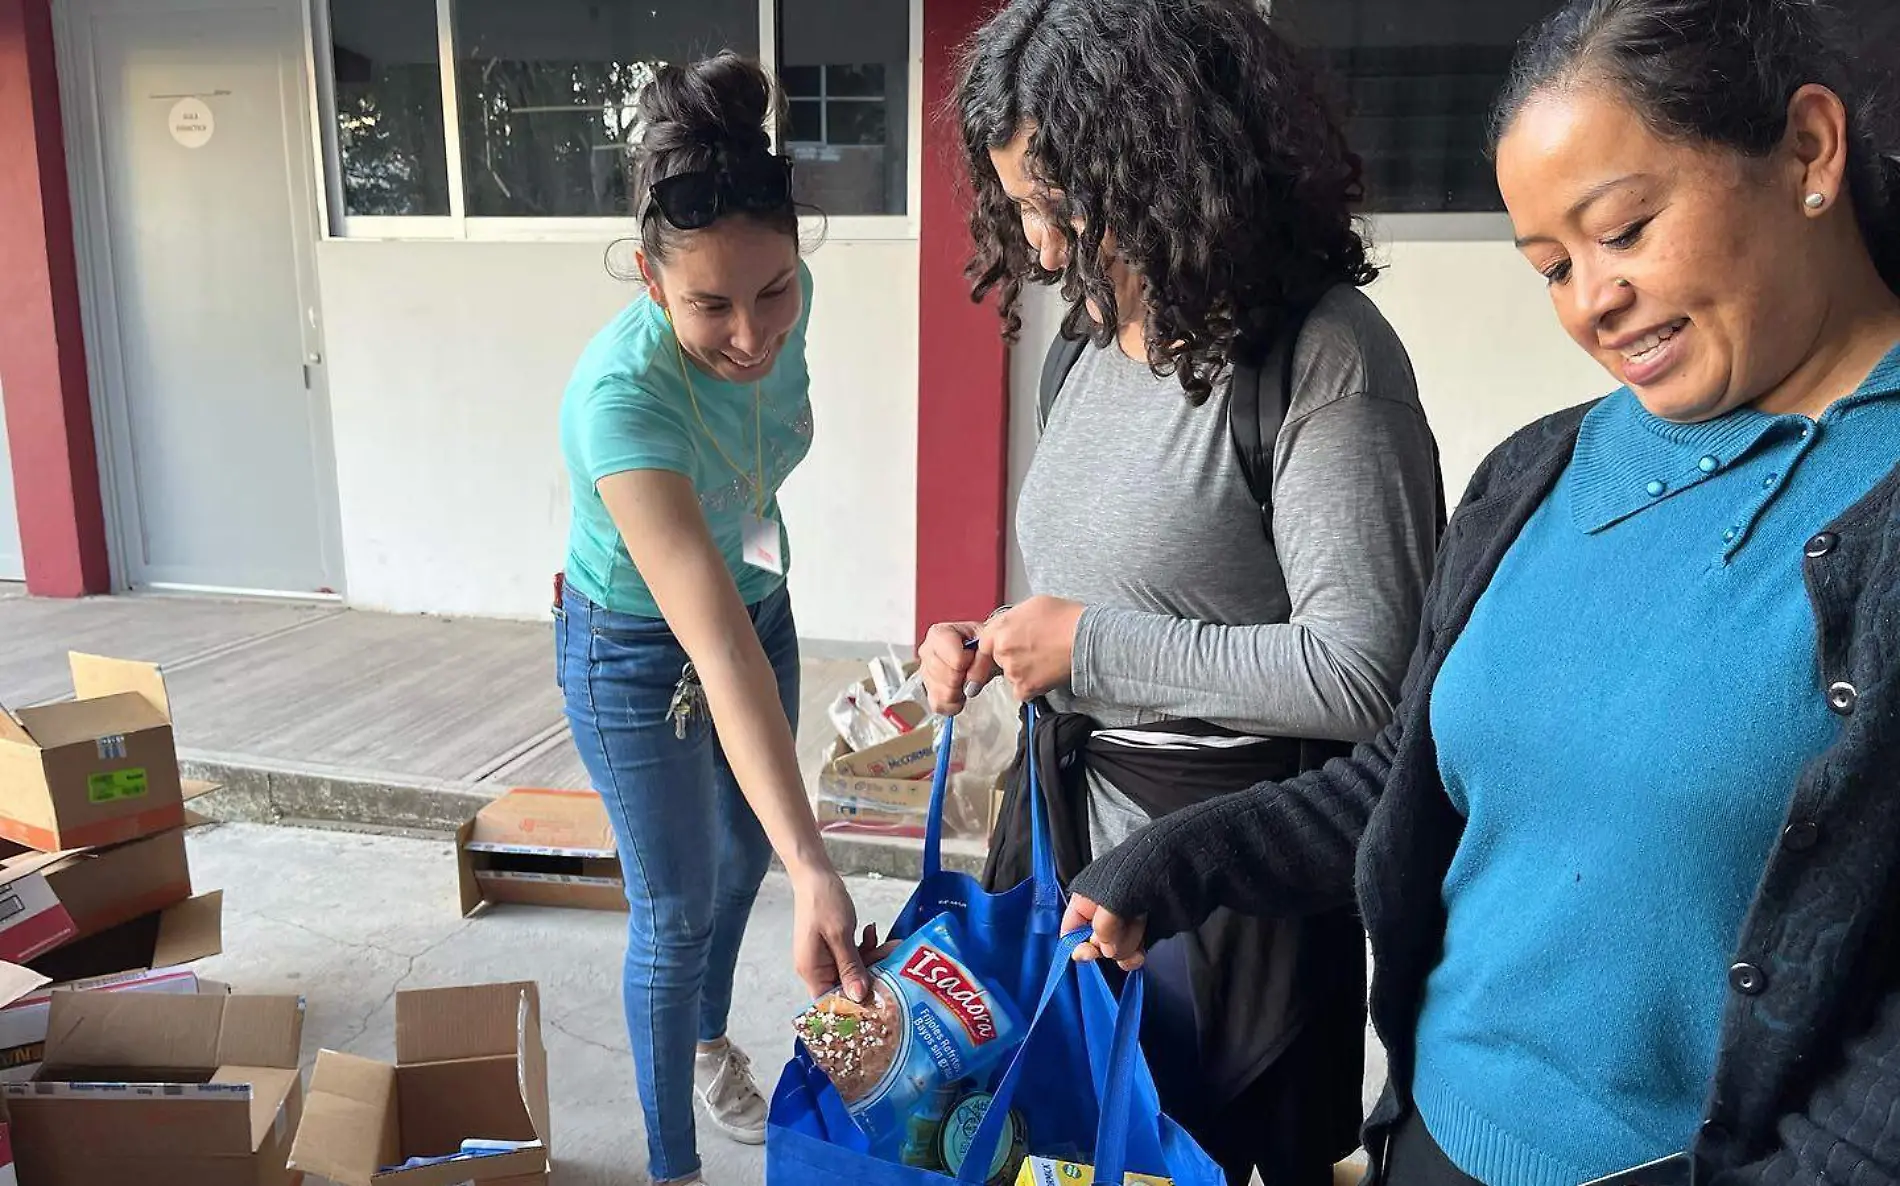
left=815, top=740, right=935, bottom=838
left=5, top=987, right=307, bottom=1186
left=291, top=980, right=551, bottom=1186
left=0, top=826, right=193, bottom=964
left=457, top=789, right=625, bottom=916
left=27, top=889, right=223, bottom=987
left=0, top=653, right=187, bottom=852
left=0, top=965, right=218, bottom=1084
left=829, top=716, right=941, bottom=781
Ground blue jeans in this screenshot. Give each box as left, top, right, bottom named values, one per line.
left=556, top=581, right=794, bottom=1183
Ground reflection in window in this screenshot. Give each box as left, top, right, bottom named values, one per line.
left=778, top=0, right=909, bottom=216
left=1270, top=0, right=1549, bottom=214
left=326, top=0, right=451, bottom=216
left=452, top=0, right=758, bottom=218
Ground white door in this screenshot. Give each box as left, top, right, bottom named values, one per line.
left=60, top=0, right=343, bottom=594
left=0, top=380, right=22, bottom=582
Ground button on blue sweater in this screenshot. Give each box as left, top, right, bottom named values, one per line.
left=1414, top=346, right=1900, bottom=1186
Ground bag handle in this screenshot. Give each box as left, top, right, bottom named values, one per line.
left=956, top=932, right=1148, bottom=1184
left=922, top=693, right=1057, bottom=903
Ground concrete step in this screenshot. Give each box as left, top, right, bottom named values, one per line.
left=181, top=747, right=985, bottom=879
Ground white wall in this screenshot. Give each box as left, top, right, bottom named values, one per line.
left=0, top=378, right=23, bottom=582
left=1002, top=234, right=1612, bottom=601
left=313, top=238, right=918, bottom=644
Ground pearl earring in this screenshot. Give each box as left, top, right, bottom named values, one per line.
left=1805, top=192, right=1827, bottom=210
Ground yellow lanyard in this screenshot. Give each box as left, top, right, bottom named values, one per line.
left=672, top=330, right=767, bottom=518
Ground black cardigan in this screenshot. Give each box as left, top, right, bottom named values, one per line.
left=1072, top=401, right=1900, bottom=1183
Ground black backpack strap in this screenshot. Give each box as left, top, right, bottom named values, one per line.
left=1038, top=332, right=1089, bottom=431
left=1229, top=306, right=1312, bottom=536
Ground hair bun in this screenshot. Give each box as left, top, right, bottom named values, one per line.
left=638, top=50, right=776, bottom=159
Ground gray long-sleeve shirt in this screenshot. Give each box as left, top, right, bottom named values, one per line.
left=1018, top=284, right=1439, bottom=831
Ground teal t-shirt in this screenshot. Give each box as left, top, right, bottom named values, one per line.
left=560, top=262, right=815, bottom=617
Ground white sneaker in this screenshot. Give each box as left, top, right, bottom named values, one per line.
left=694, top=1038, right=768, bottom=1145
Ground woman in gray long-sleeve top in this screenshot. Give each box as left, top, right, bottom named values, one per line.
left=916, top=0, right=1442, bottom=1182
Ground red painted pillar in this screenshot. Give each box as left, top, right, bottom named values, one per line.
left=0, top=0, right=109, bottom=597
left=914, top=0, right=1008, bottom=642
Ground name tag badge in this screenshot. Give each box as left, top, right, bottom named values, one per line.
left=743, top=513, right=785, bottom=576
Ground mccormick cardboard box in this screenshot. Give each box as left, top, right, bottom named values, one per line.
left=291, top=980, right=551, bottom=1186
left=456, top=788, right=625, bottom=916
left=5, top=988, right=307, bottom=1186
left=815, top=739, right=937, bottom=837
left=0, top=653, right=187, bottom=852
left=0, top=826, right=194, bottom=964
left=0, top=965, right=221, bottom=1084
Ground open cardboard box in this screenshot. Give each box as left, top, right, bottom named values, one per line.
left=4, top=986, right=306, bottom=1186
left=291, top=980, right=551, bottom=1186
left=0, top=964, right=223, bottom=1084
left=0, top=653, right=188, bottom=852
left=456, top=788, right=624, bottom=916
left=26, top=889, right=223, bottom=986
left=0, top=825, right=194, bottom=964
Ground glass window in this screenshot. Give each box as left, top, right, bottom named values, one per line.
left=1270, top=0, right=1550, bottom=214
left=1274, top=0, right=1900, bottom=216
left=778, top=0, right=909, bottom=216
left=452, top=0, right=760, bottom=218
left=325, top=0, right=451, bottom=216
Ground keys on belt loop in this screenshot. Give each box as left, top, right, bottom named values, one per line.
left=668, top=662, right=706, bottom=740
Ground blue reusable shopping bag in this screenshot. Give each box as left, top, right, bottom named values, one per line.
left=768, top=926, right=1225, bottom=1186
left=767, top=707, right=1223, bottom=1186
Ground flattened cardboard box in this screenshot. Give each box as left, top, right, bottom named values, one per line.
left=457, top=788, right=625, bottom=916
left=5, top=986, right=306, bottom=1186
left=0, top=653, right=187, bottom=852
left=291, top=980, right=551, bottom=1185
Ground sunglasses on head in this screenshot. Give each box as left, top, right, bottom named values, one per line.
left=645, top=154, right=795, bottom=231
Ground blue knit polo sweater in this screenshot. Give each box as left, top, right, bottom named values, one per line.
left=1414, top=347, right=1900, bottom=1185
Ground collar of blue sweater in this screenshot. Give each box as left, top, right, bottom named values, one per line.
left=1571, top=343, right=1900, bottom=534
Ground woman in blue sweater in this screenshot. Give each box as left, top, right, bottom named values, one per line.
left=1063, top=0, right=1900, bottom=1182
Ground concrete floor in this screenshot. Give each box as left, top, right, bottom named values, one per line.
left=0, top=587, right=867, bottom=791
left=187, top=822, right=1386, bottom=1186
left=0, top=589, right=936, bottom=861
left=190, top=821, right=919, bottom=1186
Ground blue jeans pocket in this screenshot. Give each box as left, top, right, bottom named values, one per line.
left=552, top=605, right=568, bottom=692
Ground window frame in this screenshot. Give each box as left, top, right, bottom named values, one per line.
left=306, top=0, right=923, bottom=243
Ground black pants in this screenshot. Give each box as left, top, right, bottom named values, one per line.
left=1183, top=1017, right=1351, bottom=1186
left=1385, top=1109, right=1482, bottom=1186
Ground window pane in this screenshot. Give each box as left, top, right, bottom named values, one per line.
left=1270, top=0, right=1550, bottom=214
left=453, top=0, right=759, bottom=218
left=827, top=100, right=887, bottom=147
left=781, top=65, right=822, bottom=98
left=826, top=63, right=884, bottom=98
left=778, top=0, right=909, bottom=216
left=787, top=99, right=824, bottom=144
left=326, top=0, right=450, bottom=216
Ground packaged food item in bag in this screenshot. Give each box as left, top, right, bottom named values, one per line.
left=1015, top=1155, right=1174, bottom=1186
left=794, top=914, right=1026, bottom=1156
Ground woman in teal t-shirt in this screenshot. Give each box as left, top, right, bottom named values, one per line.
left=555, top=53, right=869, bottom=1186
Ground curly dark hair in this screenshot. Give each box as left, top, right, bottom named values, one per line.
left=955, top=0, right=1379, bottom=405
